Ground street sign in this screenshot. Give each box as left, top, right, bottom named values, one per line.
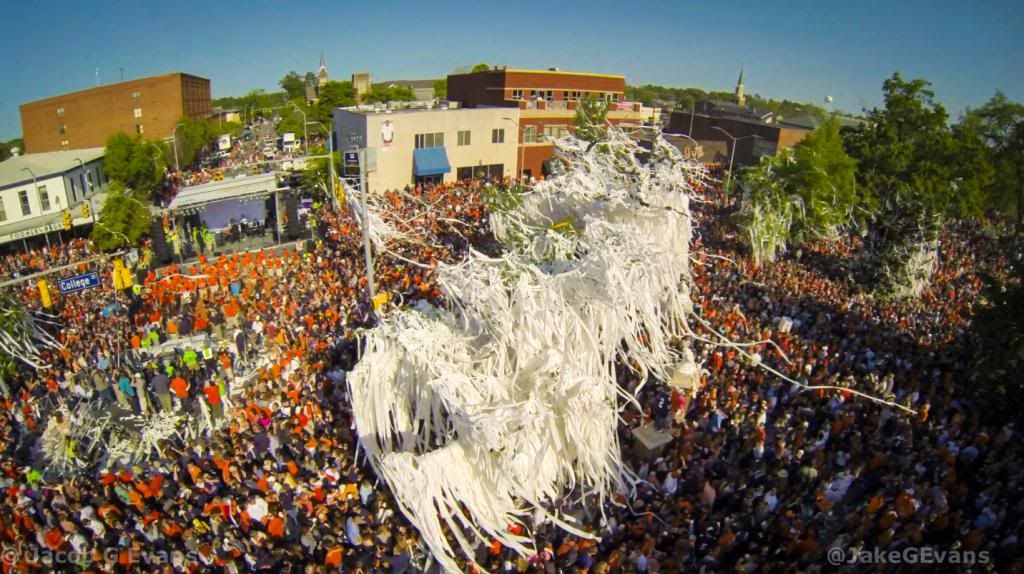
left=57, top=272, right=101, bottom=294
left=343, top=151, right=360, bottom=166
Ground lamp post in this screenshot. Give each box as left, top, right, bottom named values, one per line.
left=306, top=120, right=335, bottom=210
left=73, top=158, right=97, bottom=224
left=291, top=103, right=309, bottom=156
left=502, top=117, right=528, bottom=181
left=711, top=126, right=761, bottom=191
left=171, top=122, right=186, bottom=174
left=20, top=167, right=53, bottom=245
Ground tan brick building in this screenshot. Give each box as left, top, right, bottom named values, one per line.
left=19, top=72, right=211, bottom=153
left=447, top=68, right=659, bottom=178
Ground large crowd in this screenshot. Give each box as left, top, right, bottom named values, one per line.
left=1, top=168, right=1022, bottom=573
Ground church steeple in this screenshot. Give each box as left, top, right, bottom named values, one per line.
left=317, top=48, right=329, bottom=86
left=735, top=66, right=746, bottom=107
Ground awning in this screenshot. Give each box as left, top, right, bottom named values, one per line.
left=413, top=147, right=451, bottom=177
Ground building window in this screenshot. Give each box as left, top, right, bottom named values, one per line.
left=0, top=198, right=6, bottom=222
left=511, top=89, right=523, bottom=100
left=562, top=91, right=569, bottom=101
left=18, top=190, right=31, bottom=216
left=414, top=132, right=444, bottom=149
left=87, top=171, right=94, bottom=191
left=58, top=124, right=66, bottom=134
left=572, top=91, right=582, bottom=101
left=60, top=140, right=69, bottom=150
left=39, top=186, right=50, bottom=211
left=457, top=130, right=471, bottom=146
left=70, top=177, right=77, bottom=201
left=132, top=91, right=141, bottom=100
left=56, top=107, right=64, bottom=117
left=457, top=167, right=473, bottom=180
left=612, top=93, right=621, bottom=102
left=492, top=128, right=505, bottom=144
left=530, top=90, right=538, bottom=99
left=524, top=126, right=537, bottom=143
left=135, top=124, right=144, bottom=134
left=544, top=90, right=554, bottom=102
left=133, top=108, right=142, bottom=118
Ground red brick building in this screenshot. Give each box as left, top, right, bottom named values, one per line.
left=20, top=73, right=211, bottom=154
left=447, top=68, right=659, bottom=178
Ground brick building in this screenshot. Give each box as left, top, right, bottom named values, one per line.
left=668, top=100, right=812, bottom=167
left=20, top=72, right=211, bottom=154
left=447, top=68, right=659, bottom=178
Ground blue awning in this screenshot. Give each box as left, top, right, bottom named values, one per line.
left=413, top=147, right=451, bottom=177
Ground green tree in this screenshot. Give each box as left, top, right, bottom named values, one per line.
left=433, top=78, right=447, bottom=99
left=787, top=118, right=862, bottom=239
left=104, top=133, right=165, bottom=195
left=279, top=71, right=306, bottom=101
left=90, top=181, right=151, bottom=251
left=362, top=85, right=415, bottom=104
left=965, top=91, right=1024, bottom=227
left=314, top=81, right=358, bottom=123
left=471, top=63, right=490, bottom=73
left=967, top=263, right=1024, bottom=421
left=174, top=116, right=217, bottom=169
left=573, top=96, right=609, bottom=143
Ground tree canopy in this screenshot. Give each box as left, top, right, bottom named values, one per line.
left=90, top=181, right=152, bottom=252
left=433, top=78, right=447, bottom=99
left=964, top=91, right=1024, bottom=226
left=362, top=85, right=415, bottom=104
left=103, top=133, right=166, bottom=196
left=471, top=63, right=490, bottom=73
left=573, top=96, right=609, bottom=144
left=314, top=81, right=358, bottom=123
left=279, top=71, right=307, bottom=101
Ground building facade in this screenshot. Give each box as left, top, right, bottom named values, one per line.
left=334, top=104, right=519, bottom=193
left=0, top=148, right=106, bottom=247
left=20, top=73, right=211, bottom=154
left=668, top=101, right=812, bottom=167
left=447, top=68, right=660, bottom=178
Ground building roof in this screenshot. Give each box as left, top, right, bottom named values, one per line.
left=166, top=173, right=280, bottom=211
left=0, top=148, right=104, bottom=190
left=20, top=73, right=207, bottom=108
left=375, top=79, right=438, bottom=90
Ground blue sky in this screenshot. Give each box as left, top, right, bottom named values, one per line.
left=1, top=0, right=1021, bottom=141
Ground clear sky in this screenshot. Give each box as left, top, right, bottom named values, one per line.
left=1, top=0, right=1021, bottom=141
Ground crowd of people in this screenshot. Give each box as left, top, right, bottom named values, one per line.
left=1, top=169, right=1021, bottom=573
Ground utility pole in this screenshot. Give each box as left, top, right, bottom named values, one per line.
left=358, top=148, right=376, bottom=300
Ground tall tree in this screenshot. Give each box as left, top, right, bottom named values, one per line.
left=965, top=91, right=1024, bottom=227
left=279, top=71, right=307, bottom=101
left=787, top=118, right=863, bottom=240
left=573, top=96, right=609, bottom=144
left=433, top=78, right=447, bottom=99
left=314, top=81, right=358, bottom=123
left=174, top=116, right=217, bottom=169
left=471, top=63, right=490, bottom=73
left=104, top=133, right=165, bottom=196
left=842, top=73, right=973, bottom=297
left=90, top=181, right=152, bottom=251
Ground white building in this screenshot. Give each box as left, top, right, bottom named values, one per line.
left=0, top=148, right=106, bottom=247
left=334, top=103, right=519, bottom=194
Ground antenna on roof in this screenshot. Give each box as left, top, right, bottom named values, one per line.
left=95, top=68, right=99, bottom=86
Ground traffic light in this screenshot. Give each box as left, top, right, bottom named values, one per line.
left=62, top=211, right=72, bottom=231
left=81, top=203, right=90, bottom=218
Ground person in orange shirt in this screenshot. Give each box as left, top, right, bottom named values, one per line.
left=170, top=375, right=189, bottom=402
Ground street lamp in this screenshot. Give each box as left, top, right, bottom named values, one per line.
left=73, top=158, right=97, bottom=224
left=711, top=126, right=761, bottom=190
left=291, top=103, right=309, bottom=156
left=19, top=167, right=42, bottom=214
left=306, top=120, right=335, bottom=209
left=502, top=117, right=526, bottom=181
left=171, top=122, right=186, bottom=174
